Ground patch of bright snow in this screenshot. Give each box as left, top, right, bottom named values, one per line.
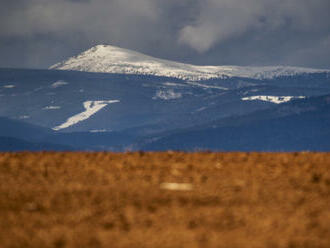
left=163, top=82, right=187, bottom=87
left=186, top=81, right=228, bottom=90
left=51, top=80, right=68, bottom=88
left=242, top=95, right=306, bottom=104
left=43, top=106, right=61, bottom=110
left=53, top=100, right=119, bottom=131
left=3, top=85, right=15, bottom=89
left=49, top=44, right=329, bottom=81
left=89, top=129, right=107, bottom=133
left=19, top=115, right=30, bottom=119
left=153, top=89, right=182, bottom=100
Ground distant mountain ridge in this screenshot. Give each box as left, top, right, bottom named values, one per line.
left=0, top=116, right=51, bottom=141
left=141, top=94, right=330, bottom=151
left=1, top=64, right=330, bottom=151
left=50, top=45, right=329, bottom=81
left=0, top=117, right=71, bottom=151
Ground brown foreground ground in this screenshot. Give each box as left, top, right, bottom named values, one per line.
left=0, top=152, right=329, bottom=248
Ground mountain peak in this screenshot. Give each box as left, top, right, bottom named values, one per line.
left=50, top=44, right=329, bottom=80
left=81, top=44, right=145, bottom=58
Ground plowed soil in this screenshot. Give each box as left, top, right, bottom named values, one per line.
left=0, top=152, right=329, bottom=248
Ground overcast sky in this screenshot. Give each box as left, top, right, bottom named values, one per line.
left=1, top=0, right=330, bottom=69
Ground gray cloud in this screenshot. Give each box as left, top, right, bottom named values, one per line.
left=178, top=0, right=330, bottom=53
left=0, top=0, right=329, bottom=68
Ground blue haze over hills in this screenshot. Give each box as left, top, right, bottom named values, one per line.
left=0, top=46, right=330, bottom=151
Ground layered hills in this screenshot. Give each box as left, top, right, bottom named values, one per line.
left=0, top=45, right=329, bottom=151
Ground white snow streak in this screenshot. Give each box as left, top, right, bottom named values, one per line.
left=51, top=80, right=68, bottom=88
left=196, top=106, right=207, bottom=112
left=43, top=106, right=61, bottom=110
left=186, top=81, right=228, bottom=90
left=53, top=100, right=119, bottom=131
left=89, top=129, right=107, bottom=133
left=241, top=95, right=305, bottom=104
left=163, top=82, right=187, bottom=87
left=3, top=85, right=15, bottom=88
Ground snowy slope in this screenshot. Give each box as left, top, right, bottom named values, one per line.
left=50, top=45, right=329, bottom=81
left=242, top=95, right=305, bottom=104
left=1, top=68, right=330, bottom=151
left=2, top=68, right=330, bottom=135
left=53, top=100, right=119, bottom=130
left=141, top=94, right=330, bottom=151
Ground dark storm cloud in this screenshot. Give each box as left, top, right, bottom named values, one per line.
left=179, top=0, right=330, bottom=51
left=0, top=0, right=329, bottom=68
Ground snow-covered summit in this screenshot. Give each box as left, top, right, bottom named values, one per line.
left=50, top=45, right=329, bottom=81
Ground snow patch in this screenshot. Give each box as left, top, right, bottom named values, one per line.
left=242, top=95, right=306, bottom=104
left=89, top=129, right=107, bottom=133
left=163, top=82, right=187, bottom=87
left=196, top=106, right=207, bottom=112
left=153, top=89, right=182, bottom=100
left=53, top=100, right=119, bottom=131
left=51, top=80, right=68, bottom=88
left=186, top=81, right=228, bottom=90
left=19, top=115, right=30, bottom=119
left=3, top=85, right=15, bottom=89
left=43, top=106, right=61, bottom=110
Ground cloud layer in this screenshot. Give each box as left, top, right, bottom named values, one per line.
left=179, top=0, right=330, bottom=52
left=0, top=0, right=329, bottom=68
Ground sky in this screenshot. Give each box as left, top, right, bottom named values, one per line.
left=0, top=0, right=330, bottom=69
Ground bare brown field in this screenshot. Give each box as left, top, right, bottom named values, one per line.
left=0, top=152, right=329, bottom=248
